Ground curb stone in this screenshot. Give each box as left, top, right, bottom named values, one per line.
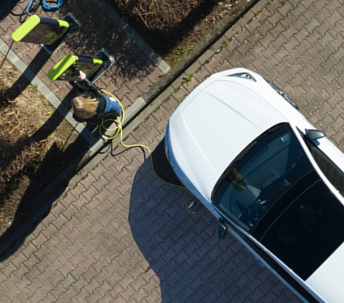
left=92, top=0, right=170, bottom=73
left=0, top=38, right=96, bottom=145
left=50, top=0, right=267, bottom=205
left=63, top=0, right=268, bottom=187
left=0, top=0, right=266, bottom=236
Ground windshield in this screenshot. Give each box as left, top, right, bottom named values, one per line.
left=212, top=123, right=313, bottom=231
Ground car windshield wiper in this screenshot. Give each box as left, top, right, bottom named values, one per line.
left=212, top=123, right=288, bottom=202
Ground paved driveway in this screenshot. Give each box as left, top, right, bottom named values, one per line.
left=2, top=0, right=344, bottom=302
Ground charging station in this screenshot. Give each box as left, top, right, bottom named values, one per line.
left=12, top=15, right=69, bottom=45
left=47, top=49, right=115, bottom=83
left=11, top=13, right=81, bottom=54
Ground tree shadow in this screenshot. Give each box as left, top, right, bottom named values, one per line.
left=107, top=0, right=225, bottom=56
left=0, top=0, right=22, bottom=22
left=127, top=140, right=276, bottom=302
left=97, top=0, right=255, bottom=58
left=3, top=48, right=51, bottom=102
left=2, top=0, right=156, bottom=85
left=54, top=0, right=157, bottom=83
left=0, top=90, right=90, bottom=261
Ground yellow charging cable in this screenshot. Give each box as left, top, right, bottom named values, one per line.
left=100, top=90, right=196, bottom=214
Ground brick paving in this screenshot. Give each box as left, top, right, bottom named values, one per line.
left=2, top=0, right=344, bottom=302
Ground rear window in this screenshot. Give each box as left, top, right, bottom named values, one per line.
left=258, top=179, right=344, bottom=279
left=213, top=123, right=344, bottom=279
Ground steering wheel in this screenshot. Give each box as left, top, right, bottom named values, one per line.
left=246, top=199, right=269, bottom=223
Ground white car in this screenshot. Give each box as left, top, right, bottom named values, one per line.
left=165, top=68, right=344, bottom=303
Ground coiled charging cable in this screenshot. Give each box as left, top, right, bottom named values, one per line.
left=26, top=0, right=64, bottom=15
left=100, top=90, right=196, bottom=214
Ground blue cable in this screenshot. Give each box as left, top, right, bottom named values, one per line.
left=26, top=0, right=35, bottom=15
left=42, top=0, right=64, bottom=11
left=26, top=0, right=64, bottom=15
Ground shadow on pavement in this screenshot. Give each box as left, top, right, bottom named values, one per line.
left=56, top=0, right=157, bottom=83
left=4, top=48, right=51, bottom=101
left=0, top=0, right=21, bottom=22
left=128, top=140, right=265, bottom=302
left=0, top=90, right=89, bottom=262
left=2, top=0, right=157, bottom=84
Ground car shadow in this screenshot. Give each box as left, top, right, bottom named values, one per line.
left=127, top=140, right=283, bottom=302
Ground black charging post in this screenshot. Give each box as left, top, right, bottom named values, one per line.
left=86, top=48, right=114, bottom=83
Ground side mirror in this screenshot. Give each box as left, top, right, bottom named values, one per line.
left=306, top=129, right=326, bottom=141
left=217, top=218, right=227, bottom=240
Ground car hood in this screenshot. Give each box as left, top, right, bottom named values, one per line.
left=306, top=242, right=344, bottom=302
left=169, top=79, right=285, bottom=201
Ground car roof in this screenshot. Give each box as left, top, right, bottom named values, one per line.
left=253, top=169, right=344, bottom=280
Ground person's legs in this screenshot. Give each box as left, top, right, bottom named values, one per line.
left=104, top=96, right=122, bottom=116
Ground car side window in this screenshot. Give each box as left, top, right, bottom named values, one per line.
left=302, top=133, right=344, bottom=197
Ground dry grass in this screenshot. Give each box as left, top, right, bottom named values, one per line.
left=0, top=55, right=82, bottom=228
left=109, top=0, right=239, bottom=64
left=114, top=0, right=233, bottom=31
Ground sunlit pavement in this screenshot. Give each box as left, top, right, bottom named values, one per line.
left=1, top=0, right=344, bottom=301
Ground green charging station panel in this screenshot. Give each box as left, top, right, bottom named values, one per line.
left=48, top=54, right=103, bottom=81
left=12, top=15, right=69, bottom=45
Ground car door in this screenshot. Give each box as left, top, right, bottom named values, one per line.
left=210, top=123, right=327, bottom=302
left=214, top=209, right=322, bottom=303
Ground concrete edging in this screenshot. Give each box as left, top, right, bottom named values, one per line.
left=54, top=0, right=269, bottom=198
left=0, top=38, right=97, bottom=145
left=55, top=0, right=269, bottom=196
left=92, top=0, right=170, bottom=74
left=0, top=0, right=268, bottom=233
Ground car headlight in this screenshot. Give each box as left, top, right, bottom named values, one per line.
left=229, top=72, right=256, bottom=82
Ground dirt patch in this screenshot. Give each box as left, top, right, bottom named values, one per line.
left=0, top=54, right=88, bottom=230
left=107, top=0, right=250, bottom=65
